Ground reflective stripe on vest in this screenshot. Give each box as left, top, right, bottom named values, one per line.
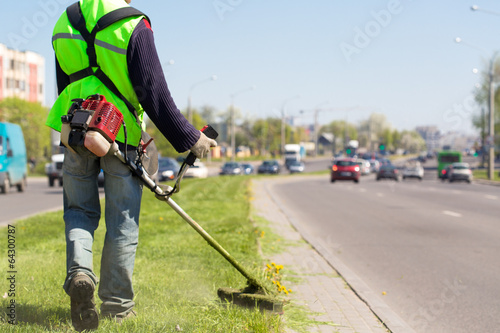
left=52, top=33, right=127, bottom=55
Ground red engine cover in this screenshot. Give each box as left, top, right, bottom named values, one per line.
left=84, top=95, right=123, bottom=142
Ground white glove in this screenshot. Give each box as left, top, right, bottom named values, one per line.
left=189, top=131, right=217, bottom=159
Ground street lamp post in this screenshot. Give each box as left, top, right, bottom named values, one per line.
left=187, top=75, right=217, bottom=124
left=471, top=5, right=500, bottom=16
left=230, top=86, right=255, bottom=162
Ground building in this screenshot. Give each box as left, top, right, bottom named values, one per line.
left=0, top=43, right=45, bottom=105
left=415, top=126, right=440, bottom=152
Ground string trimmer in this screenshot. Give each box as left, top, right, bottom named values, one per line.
left=109, top=125, right=282, bottom=312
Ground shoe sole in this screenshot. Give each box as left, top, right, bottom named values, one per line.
left=69, top=275, right=98, bottom=332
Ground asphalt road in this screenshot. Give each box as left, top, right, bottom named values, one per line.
left=0, top=177, right=104, bottom=226
left=267, top=165, right=500, bottom=333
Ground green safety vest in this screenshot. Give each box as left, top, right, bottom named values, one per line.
left=47, top=0, right=149, bottom=146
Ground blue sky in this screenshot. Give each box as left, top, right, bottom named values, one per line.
left=2, top=0, right=500, bottom=135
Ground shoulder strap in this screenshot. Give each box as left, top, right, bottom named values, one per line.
left=64, top=2, right=145, bottom=123
left=92, top=7, right=150, bottom=35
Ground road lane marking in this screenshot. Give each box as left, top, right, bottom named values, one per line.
left=442, top=210, right=462, bottom=218
left=376, top=192, right=384, bottom=197
left=484, top=194, right=498, bottom=200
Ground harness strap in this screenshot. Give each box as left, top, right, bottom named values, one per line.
left=64, top=1, right=146, bottom=124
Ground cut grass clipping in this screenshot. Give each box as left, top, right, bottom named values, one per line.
left=0, top=176, right=286, bottom=332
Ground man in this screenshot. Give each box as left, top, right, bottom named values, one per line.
left=47, top=0, right=216, bottom=331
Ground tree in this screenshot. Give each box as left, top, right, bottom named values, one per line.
left=398, top=130, right=426, bottom=153
left=320, top=120, right=357, bottom=146
left=358, top=113, right=392, bottom=150
left=472, top=60, right=500, bottom=147
left=251, top=118, right=281, bottom=156
left=0, top=97, right=51, bottom=162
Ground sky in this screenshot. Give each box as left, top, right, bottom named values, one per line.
left=2, top=0, right=500, bottom=136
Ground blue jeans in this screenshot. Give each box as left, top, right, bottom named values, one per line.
left=62, top=146, right=143, bottom=316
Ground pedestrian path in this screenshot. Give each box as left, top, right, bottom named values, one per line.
left=252, top=179, right=389, bottom=333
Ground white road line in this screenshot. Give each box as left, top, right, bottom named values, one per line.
left=443, top=210, right=462, bottom=218
left=484, top=194, right=498, bottom=200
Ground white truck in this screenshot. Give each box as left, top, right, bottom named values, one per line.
left=284, top=144, right=304, bottom=169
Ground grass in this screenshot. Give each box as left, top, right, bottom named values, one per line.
left=0, top=176, right=291, bottom=332
left=473, top=169, right=500, bottom=181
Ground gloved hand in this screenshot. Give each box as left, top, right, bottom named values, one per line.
left=189, top=131, right=217, bottom=159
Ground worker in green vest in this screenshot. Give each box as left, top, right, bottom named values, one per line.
left=49, top=0, right=216, bottom=331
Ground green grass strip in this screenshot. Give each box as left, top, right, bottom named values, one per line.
left=0, top=176, right=285, bottom=332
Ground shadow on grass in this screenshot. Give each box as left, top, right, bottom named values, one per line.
left=1, top=302, right=71, bottom=331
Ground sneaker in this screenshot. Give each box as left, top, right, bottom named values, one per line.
left=68, top=273, right=98, bottom=332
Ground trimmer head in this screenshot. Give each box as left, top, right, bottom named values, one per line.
left=217, top=286, right=284, bottom=314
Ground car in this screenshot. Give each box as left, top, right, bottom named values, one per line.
left=441, top=164, right=453, bottom=182
left=0, top=122, right=28, bottom=193
left=184, top=160, right=208, bottom=178
left=377, top=158, right=392, bottom=167
left=220, top=162, right=243, bottom=175
left=257, top=160, right=281, bottom=174
left=356, top=159, right=371, bottom=175
left=241, top=163, right=254, bottom=175
left=377, top=165, right=399, bottom=181
left=157, top=157, right=180, bottom=182
left=448, top=162, right=472, bottom=183
left=369, top=159, right=380, bottom=173
left=402, top=161, right=424, bottom=181
left=330, top=158, right=360, bottom=183
left=288, top=161, right=305, bottom=173
left=45, top=153, right=64, bottom=187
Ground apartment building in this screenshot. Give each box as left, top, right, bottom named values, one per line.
left=0, top=43, right=45, bottom=105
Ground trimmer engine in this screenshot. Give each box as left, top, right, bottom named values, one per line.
left=61, top=95, right=123, bottom=157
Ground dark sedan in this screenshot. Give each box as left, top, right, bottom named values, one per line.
left=257, top=160, right=281, bottom=174
left=376, top=165, right=399, bottom=181
left=241, top=163, right=255, bottom=175
left=158, top=157, right=180, bottom=182
left=220, top=162, right=243, bottom=175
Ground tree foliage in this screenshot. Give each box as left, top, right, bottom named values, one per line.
left=0, top=97, right=51, bottom=161
left=472, top=60, right=500, bottom=147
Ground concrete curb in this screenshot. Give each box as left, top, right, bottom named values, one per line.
left=263, top=178, right=416, bottom=333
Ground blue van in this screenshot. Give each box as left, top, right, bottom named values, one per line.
left=0, top=122, right=27, bottom=194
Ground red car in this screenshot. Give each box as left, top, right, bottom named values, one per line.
left=331, top=158, right=360, bottom=183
